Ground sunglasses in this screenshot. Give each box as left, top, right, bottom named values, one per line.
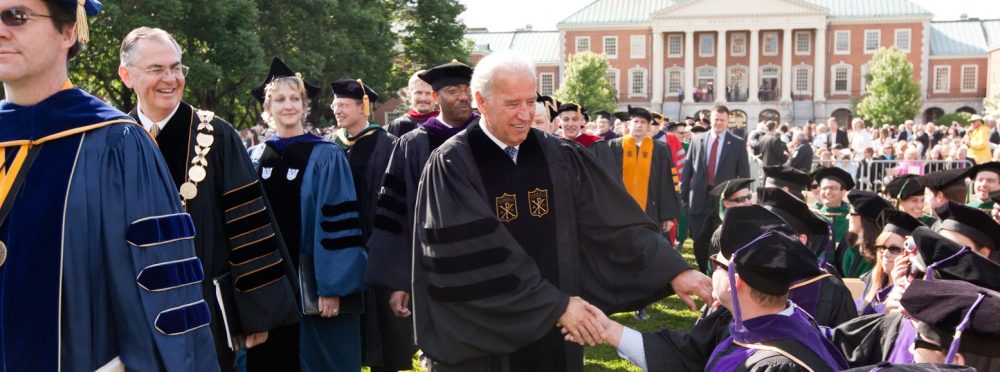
left=726, top=195, right=752, bottom=203
left=876, top=245, right=904, bottom=255
left=1, top=8, right=52, bottom=27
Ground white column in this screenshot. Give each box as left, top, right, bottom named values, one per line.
left=781, top=28, right=793, bottom=102
left=748, top=29, right=760, bottom=103
left=652, top=31, right=665, bottom=108
left=814, top=26, right=826, bottom=102
left=684, top=31, right=695, bottom=103
left=716, top=30, right=727, bottom=103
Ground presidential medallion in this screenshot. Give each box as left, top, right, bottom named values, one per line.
left=188, top=165, right=207, bottom=183
left=196, top=133, right=214, bottom=147
left=0, top=241, right=6, bottom=267
left=179, top=182, right=198, bottom=200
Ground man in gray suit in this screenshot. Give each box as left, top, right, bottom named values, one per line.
left=680, top=105, right=750, bottom=273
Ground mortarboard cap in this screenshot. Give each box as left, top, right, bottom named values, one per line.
left=910, top=226, right=1000, bottom=291
left=877, top=209, right=922, bottom=237
left=592, top=110, right=613, bottom=122
left=764, top=165, right=812, bottom=196
left=690, top=125, right=708, bottom=134
left=885, top=174, right=925, bottom=201
left=842, top=362, right=974, bottom=371
left=918, top=168, right=969, bottom=192
left=934, top=201, right=1000, bottom=252
left=418, top=61, right=473, bottom=91
left=650, top=111, right=665, bottom=125
left=626, top=105, right=652, bottom=122
left=330, top=78, right=379, bottom=118
left=612, top=111, right=630, bottom=122
left=709, top=178, right=754, bottom=199
left=557, top=103, right=588, bottom=121
left=716, top=205, right=796, bottom=260
left=902, top=279, right=1000, bottom=359
left=54, top=0, right=101, bottom=44
left=848, top=190, right=893, bottom=221
left=967, top=161, right=1000, bottom=180
left=252, top=57, right=321, bottom=105
left=758, top=187, right=830, bottom=236
left=813, top=167, right=855, bottom=190
left=667, top=122, right=687, bottom=131
left=536, top=94, right=559, bottom=122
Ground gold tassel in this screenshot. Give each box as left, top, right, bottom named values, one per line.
left=357, top=79, right=370, bottom=119
left=295, top=72, right=306, bottom=95
left=75, top=0, right=89, bottom=44
left=576, top=105, right=582, bottom=116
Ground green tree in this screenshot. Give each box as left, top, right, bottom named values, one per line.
left=984, top=93, right=1000, bottom=121
left=555, top=51, right=617, bottom=113
left=390, top=0, right=473, bottom=96
left=856, top=47, right=922, bottom=126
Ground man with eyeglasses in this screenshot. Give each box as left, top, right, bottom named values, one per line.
left=117, top=27, right=301, bottom=370
left=1, top=1, right=219, bottom=370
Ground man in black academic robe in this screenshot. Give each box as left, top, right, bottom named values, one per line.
left=608, top=106, right=680, bottom=232
left=366, top=61, right=479, bottom=371
left=119, top=28, right=300, bottom=368
left=386, top=72, right=438, bottom=137
left=412, top=52, right=711, bottom=372
left=324, top=79, right=399, bottom=370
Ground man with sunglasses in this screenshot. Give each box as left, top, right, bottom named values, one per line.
left=1, top=1, right=219, bottom=370
left=117, top=27, right=301, bottom=369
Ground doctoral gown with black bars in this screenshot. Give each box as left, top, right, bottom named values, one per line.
left=129, top=102, right=301, bottom=366
left=0, top=89, right=218, bottom=371
left=412, top=124, right=692, bottom=371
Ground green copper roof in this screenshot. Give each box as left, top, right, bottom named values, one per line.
left=558, top=0, right=932, bottom=26
left=467, top=31, right=562, bottom=64
left=930, top=21, right=988, bottom=56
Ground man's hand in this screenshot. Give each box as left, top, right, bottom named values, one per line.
left=662, top=220, right=675, bottom=233
left=245, top=332, right=269, bottom=348
left=562, top=304, right=625, bottom=347
left=389, top=291, right=411, bottom=318
left=557, top=297, right=604, bottom=347
left=319, top=296, right=340, bottom=318
left=670, top=269, right=713, bottom=311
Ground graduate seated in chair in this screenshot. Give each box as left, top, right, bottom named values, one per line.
left=565, top=205, right=850, bottom=372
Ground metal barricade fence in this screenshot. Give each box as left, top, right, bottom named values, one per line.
left=809, top=159, right=973, bottom=192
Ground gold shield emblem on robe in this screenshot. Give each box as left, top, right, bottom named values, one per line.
left=528, top=188, right=549, bottom=218
left=495, top=193, right=518, bottom=222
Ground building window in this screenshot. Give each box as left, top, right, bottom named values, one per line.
left=864, top=30, right=880, bottom=54
left=696, top=66, right=716, bottom=102
left=795, top=31, right=810, bottom=55
left=794, top=66, right=812, bottom=94
left=763, top=31, right=779, bottom=56
left=699, top=34, right=715, bottom=57
left=832, top=64, right=852, bottom=94
left=575, top=37, right=590, bottom=53
left=603, top=36, right=618, bottom=58
left=759, top=65, right=780, bottom=101
left=834, top=30, right=850, bottom=54
left=668, top=34, right=682, bottom=57
left=665, top=67, right=683, bottom=96
left=961, top=65, right=978, bottom=92
left=895, top=29, right=911, bottom=53
left=933, top=66, right=950, bottom=93
left=539, top=73, right=554, bottom=96
left=628, top=67, right=647, bottom=97
left=730, top=33, right=746, bottom=56
left=606, top=68, right=620, bottom=94
left=630, top=35, right=645, bottom=59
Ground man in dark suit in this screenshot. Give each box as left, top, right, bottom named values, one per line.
left=825, top=117, right=849, bottom=149
left=758, top=120, right=788, bottom=166
left=896, top=119, right=915, bottom=142
left=786, top=132, right=814, bottom=173
left=680, top=105, right=750, bottom=273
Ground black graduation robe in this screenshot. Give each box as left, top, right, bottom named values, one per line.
left=129, top=102, right=301, bottom=366
left=830, top=312, right=911, bottom=368
left=386, top=113, right=421, bottom=138
left=412, top=124, right=692, bottom=371
left=643, top=305, right=734, bottom=371
left=607, top=137, right=681, bottom=224
left=325, top=126, right=404, bottom=370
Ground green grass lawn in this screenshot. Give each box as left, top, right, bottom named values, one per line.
left=387, top=239, right=702, bottom=372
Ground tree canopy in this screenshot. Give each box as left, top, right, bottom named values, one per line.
left=856, top=47, right=922, bottom=126
left=554, top=52, right=617, bottom=114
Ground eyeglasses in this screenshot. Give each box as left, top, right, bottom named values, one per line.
left=1, top=7, right=51, bottom=27
left=726, top=195, right=752, bottom=203
left=134, top=64, right=190, bottom=78
left=876, top=245, right=904, bottom=256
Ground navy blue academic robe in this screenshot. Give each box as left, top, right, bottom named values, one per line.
left=0, top=88, right=218, bottom=371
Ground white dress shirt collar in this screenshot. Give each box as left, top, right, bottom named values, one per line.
left=137, top=102, right=181, bottom=132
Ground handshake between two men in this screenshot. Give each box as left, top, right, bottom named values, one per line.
left=556, top=268, right=713, bottom=347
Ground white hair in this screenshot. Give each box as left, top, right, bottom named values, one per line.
left=471, top=50, right=536, bottom=101
left=408, top=70, right=429, bottom=91
left=120, top=27, right=183, bottom=67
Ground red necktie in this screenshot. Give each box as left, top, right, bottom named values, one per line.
left=707, top=135, right=719, bottom=185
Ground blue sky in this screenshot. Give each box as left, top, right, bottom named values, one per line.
left=459, top=0, right=1000, bottom=32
